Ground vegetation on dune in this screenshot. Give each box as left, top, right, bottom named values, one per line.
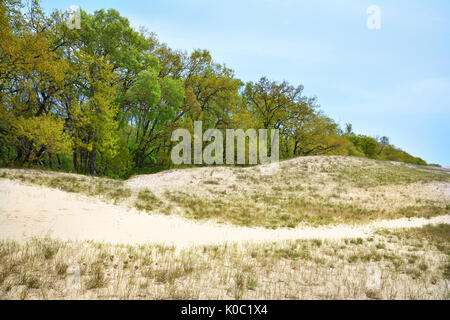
left=2, top=155, right=447, bottom=228
left=0, top=170, right=132, bottom=203
left=161, top=157, right=449, bottom=228
left=1, top=1, right=448, bottom=302
left=165, top=191, right=448, bottom=228
left=0, top=0, right=434, bottom=179
left=134, top=189, right=163, bottom=212
left=0, top=225, right=448, bottom=299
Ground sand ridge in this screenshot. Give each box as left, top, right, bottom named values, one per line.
left=1, top=179, right=448, bottom=247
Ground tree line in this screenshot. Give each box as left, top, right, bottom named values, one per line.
left=0, top=0, right=432, bottom=178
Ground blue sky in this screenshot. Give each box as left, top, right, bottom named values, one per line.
left=41, top=0, right=450, bottom=166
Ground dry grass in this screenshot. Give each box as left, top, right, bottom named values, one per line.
left=0, top=224, right=448, bottom=300
left=1, top=156, right=449, bottom=228
left=1, top=156, right=448, bottom=300
left=161, top=157, right=450, bottom=228
left=134, top=189, right=164, bottom=212
left=0, top=169, right=131, bottom=204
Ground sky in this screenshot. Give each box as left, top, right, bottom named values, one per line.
left=40, top=0, right=450, bottom=166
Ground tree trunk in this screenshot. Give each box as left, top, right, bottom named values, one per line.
left=88, top=149, right=97, bottom=175
left=293, top=141, right=299, bottom=156
left=73, top=150, right=78, bottom=171
left=48, top=152, right=53, bottom=168
left=57, top=154, right=62, bottom=169
left=14, top=147, right=23, bottom=164
left=134, top=149, right=145, bottom=168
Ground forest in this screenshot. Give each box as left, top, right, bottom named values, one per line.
left=0, top=0, right=433, bottom=178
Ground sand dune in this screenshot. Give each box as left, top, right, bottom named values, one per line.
left=1, top=178, right=448, bottom=247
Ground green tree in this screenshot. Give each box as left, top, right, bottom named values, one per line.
left=243, top=77, right=306, bottom=130
left=125, top=65, right=184, bottom=168
left=348, top=135, right=379, bottom=158
left=0, top=0, right=69, bottom=166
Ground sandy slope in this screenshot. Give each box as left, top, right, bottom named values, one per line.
left=1, top=179, right=449, bottom=247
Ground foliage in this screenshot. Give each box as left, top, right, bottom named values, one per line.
left=0, top=0, right=434, bottom=176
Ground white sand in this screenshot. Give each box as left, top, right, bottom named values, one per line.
left=1, top=179, right=449, bottom=247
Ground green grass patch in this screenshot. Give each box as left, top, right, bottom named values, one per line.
left=1, top=171, right=132, bottom=203
left=134, top=189, right=163, bottom=212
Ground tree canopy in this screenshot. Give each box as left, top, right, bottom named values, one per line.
left=0, top=0, right=432, bottom=178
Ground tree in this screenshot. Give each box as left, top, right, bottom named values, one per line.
left=0, top=0, right=432, bottom=173
left=11, top=114, right=71, bottom=165
left=65, top=50, right=119, bottom=175
left=183, top=50, right=241, bottom=128
left=344, top=123, right=353, bottom=135
left=0, top=0, right=69, bottom=166
left=348, top=135, right=379, bottom=158
left=285, top=111, right=348, bottom=157
left=125, top=65, right=184, bottom=167
left=244, top=77, right=306, bottom=130
left=377, top=136, right=389, bottom=155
